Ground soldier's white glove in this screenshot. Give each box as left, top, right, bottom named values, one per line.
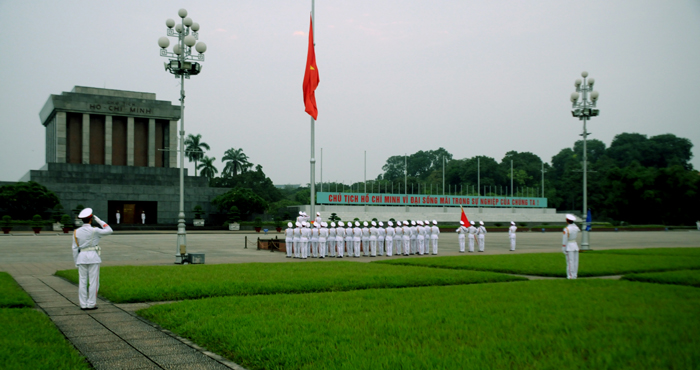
left=562, top=246, right=566, bottom=254
left=93, top=215, right=102, bottom=224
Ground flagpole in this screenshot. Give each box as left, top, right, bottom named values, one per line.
left=309, top=0, right=316, bottom=219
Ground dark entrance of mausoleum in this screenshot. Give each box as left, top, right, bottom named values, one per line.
left=108, top=201, right=157, bottom=225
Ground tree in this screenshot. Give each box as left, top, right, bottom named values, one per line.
left=210, top=164, right=283, bottom=203
left=212, top=188, right=268, bottom=220
left=221, top=147, right=253, bottom=177
left=197, top=156, right=218, bottom=179
left=184, top=134, right=210, bottom=176
left=0, top=182, right=60, bottom=220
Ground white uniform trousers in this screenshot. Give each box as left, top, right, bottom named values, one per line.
left=565, top=250, right=579, bottom=279
left=370, top=237, right=377, bottom=256
left=311, top=239, right=318, bottom=257
left=354, top=239, right=361, bottom=257
left=431, top=236, right=439, bottom=255
left=318, top=239, right=326, bottom=258
left=362, top=238, right=370, bottom=256
left=293, top=238, right=301, bottom=258
left=509, top=236, right=516, bottom=251
left=328, top=239, right=336, bottom=257
left=417, top=236, right=425, bottom=255
left=458, top=235, right=465, bottom=252
left=385, top=237, right=393, bottom=256
left=378, top=239, right=385, bottom=256
left=345, top=238, right=353, bottom=257
left=301, top=238, right=308, bottom=259
left=285, top=238, right=293, bottom=257
left=468, top=235, right=475, bottom=252
left=478, top=235, right=485, bottom=252
left=78, top=263, right=100, bottom=309
left=336, top=237, right=344, bottom=257
left=410, top=236, right=417, bottom=254
left=403, top=236, right=410, bottom=255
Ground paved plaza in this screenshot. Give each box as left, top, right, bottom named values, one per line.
left=1, top=230, right=699, bottom=369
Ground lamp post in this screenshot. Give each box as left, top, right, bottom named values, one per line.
left=157, top=8, right=207, bottom=264
left=570, top=71, right=599, bottom=251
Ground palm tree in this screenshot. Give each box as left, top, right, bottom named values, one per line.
left=221, top=148, right=252, bottom=177
left=197, top=156, right=218, bottom=179
left=184, top=134, right=210, bottom=176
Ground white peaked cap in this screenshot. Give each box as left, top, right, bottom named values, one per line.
left=299, top=211, right=303, bottom=215
left=379, top=221, right=384, bottom=226
left=355, top=221, right=360, bottom=226
left=479, top=221, right=484, bottom=225
left=322, top=222, right=328, bottom=227
left=566, top=214, right=576, bottom=221
left=288, top=222, right=293, bottom=228
left=424, top=220, right=430, bottom=224
left=338, top=221, right=344, bottom=226
left=418, top=220, right=423, bottom=225
left=511, top=221, right=515, bottom=225
left=331, top=222, right=336, bottom=227
left=315, top=222, right=320, bottom=228
left=296, top=221, right=301, bottom=227
left=403, top=221, right=409, bottom=225
left=363, top=221, right=368, bottom=227
left=471, top=221, right=475, bottom=225
left=388, top=221, right=393, bottom=226
left=316, top=212, right=320, bottom=216
left=460, top=221, right=464, bottom=225
left=433, top=220, right=438, bottom=225
left=411, top=220, right=416, bottom=226
left=78, top=208, right=93, bottom=218
left=371, top=221, right=376, bottom=226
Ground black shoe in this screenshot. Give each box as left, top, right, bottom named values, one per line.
left=87, top=306, right=98, bottom=310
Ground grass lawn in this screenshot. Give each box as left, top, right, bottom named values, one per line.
left=55, top=262, right=525, bottom=303
left=623, top=269, right=700, bottom=288
left=374, top=252, right=700, bottom=277
left=138, top=280, right=700, bottom=370
left=0, top=272, right=33, bottom=308
left=591, top=247, right=700, bottom=257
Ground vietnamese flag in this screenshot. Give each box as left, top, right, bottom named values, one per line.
left=303, top=15, right=319, bottom=120
left=460, top=206, right=470, bottom=225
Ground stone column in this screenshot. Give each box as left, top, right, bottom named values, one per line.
left=169, top=120, right=178, bottom=168
left=82, top=113, right=90, bottom=164
left=56, top=112, right=67, bottom=163
left=148, top=118, right=156, bottom=167
left=105, top=116, right=113, bottom=165
left=127, top=117, right=135, bottom=166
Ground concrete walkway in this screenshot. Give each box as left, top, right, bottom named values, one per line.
left=13, top=273, right=245, bottom=370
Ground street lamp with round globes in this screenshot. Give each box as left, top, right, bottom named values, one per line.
left=157, top=9, right=208, bottom=264
left=570, top=71, right=600, bottom=250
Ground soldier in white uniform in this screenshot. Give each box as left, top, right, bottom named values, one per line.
left=410, top=221, right=418, bottom=255
left=385, top=221, right=395, bottom=256
left=393, top=221, right=403, bottom=256
left=430, top=220, right=440, bottom=255
left=296, top=211, right=305, bottom=225
left=425, top=220, right=432, bottom=255
left=345, top=222, right=354, bottom=257
left=293, top=222, right=302, bottom=258
left=563, top=214, right=580, bottom=279
left=377, top=221, right=386, bottom=256
left=362, top=222, right=370, bottom=257
left=468, top=221, right=477, bottom=253
left=508, top=221, right=518, bottom=251
left=477, top=221, right=487, bottom=252
left=456, top=221, right=468, bottom=253
left=115, top=210, right=120, bottom=224
left=285, top=222, right=294, bottom=258
left=300, top=222, right=310, bottom=259
left=71, top=208, right=113, bottom=310
left=416, top=220, right=425, bottom=255
left=369, top=221, right=378, bottom=257
left=315, top=212, right=322, bottom=226
left=402, top=221, right=411, bottom=256
left=311, top=222, right=320, bottom=258
left=141, top=211, right=146, bottom=224
left=335, top=222, right=345, bottom=258
left=318, top=222, right=328, bottom=259
left=353, top=221, right=362, bottom=257
left=328, top=222, right=337, bottom=257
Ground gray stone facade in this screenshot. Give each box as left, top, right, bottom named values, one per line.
left=27, top=163, right=229, bottom=225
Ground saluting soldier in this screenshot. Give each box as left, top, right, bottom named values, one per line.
left=285, top=222, right=294, bottom=258
left=71, top=208, right=113, bottom=310
left=477, top=221, right=487, bottom=252
left=508, top=221, right=518, bottom=251
left=562, top=214, right=581, bottom=279
left=456, top=221, right=468, bottom=253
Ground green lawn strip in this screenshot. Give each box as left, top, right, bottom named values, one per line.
left=623, top=269, right=700, bottom=288
left=374, top=252, right=700, bottom=277
left=55, top=262, right=524, bottom=303
left=138, top=280, right=700, bottom=370
left=0, top=308, right=91, bottom=370
left=0, top=272, right=33, bottom=308
left=591, top=247, right=700, bottom=257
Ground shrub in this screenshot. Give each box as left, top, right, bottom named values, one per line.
left=494, top=223, right=502, bottom=227
left=60, top=214, right=71, bottom=227
left=193, top=205, right=205, bottom=219
left=227, top=206, right=241, bottom=223
left=31, top=215, right=43, bottom=227
left=0, top=215, right=11, bottom=227
left=253, top=217, right=263, bottom=228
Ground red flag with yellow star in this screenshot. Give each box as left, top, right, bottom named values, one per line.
left=303, top=15, right=319, bottom=120
left=460, top=206, right=470, bottom=226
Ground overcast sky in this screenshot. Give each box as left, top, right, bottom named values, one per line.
left=1, top=0, right=699, bottom=186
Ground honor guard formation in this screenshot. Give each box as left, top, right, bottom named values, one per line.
left=285, top=212, right=442, bottom=259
